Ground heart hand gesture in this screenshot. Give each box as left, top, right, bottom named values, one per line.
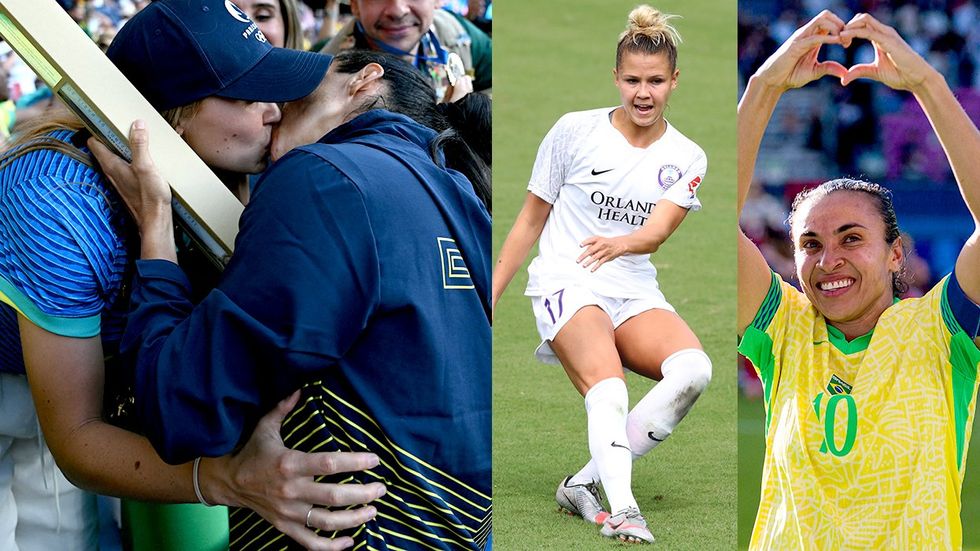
left=754, top=10, right=848, bottom=91
left=839, top=13, right=937, bottom=91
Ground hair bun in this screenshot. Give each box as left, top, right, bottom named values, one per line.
left=622, top=5, right=681, bottom=47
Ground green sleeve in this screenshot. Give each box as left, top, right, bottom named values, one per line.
left=737, top=272, right=782, bottom=430
left=941, top=276, right=980, bottom=468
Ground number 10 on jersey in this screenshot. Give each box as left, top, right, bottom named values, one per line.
left=812, top=392, right=858, bottom=457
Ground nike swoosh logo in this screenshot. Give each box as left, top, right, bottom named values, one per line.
left=591, top=168, right=614, bottom=176
left=611, top=441, right=631, bottom=450
left=813, top=340, right=827, bottom=345
left=647, top=432, right=664, bottom=442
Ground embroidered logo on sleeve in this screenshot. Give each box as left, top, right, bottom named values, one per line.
left=437, top=237, right=473, bottom=289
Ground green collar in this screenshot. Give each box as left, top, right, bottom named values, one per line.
left=824, top=297, right=900, bottom=354
left=826, top=324, right=873, bottom=354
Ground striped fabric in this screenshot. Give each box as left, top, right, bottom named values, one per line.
left=0, top=129, right=131, bottom=373
left=229, top=381, right=492, bottom=551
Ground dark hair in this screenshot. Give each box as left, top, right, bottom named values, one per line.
left=438, top=92, right=491, bottom=168
left=616, top=5, right=681, bottom=71
left=787, top=178, right=909, bottom=296
left=332, top=50, right=492, bottom=212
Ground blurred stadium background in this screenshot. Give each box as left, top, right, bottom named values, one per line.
left=737, top=1, right=980, bottom=548
left=493, top=0, right=737, bottom=548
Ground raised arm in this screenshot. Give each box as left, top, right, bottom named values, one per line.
left=492, top=192, right=552, bottom=314
left=841, top=14, right=980, bottom=309
left=737, top=10, right=848, bottom=333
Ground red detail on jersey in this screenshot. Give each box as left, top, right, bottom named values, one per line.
left=687, top=176, right=702, bottom=194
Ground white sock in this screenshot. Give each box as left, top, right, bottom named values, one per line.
left=576, top=377, right=637, bottom=514
left=569, top=349, right=712, bottom=494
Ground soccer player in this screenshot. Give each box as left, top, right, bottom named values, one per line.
left=738, top=11, right=980, bottom=548
left=493, top=5, right=711, bottom=544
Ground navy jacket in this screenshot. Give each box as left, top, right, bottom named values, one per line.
left=123, top=110, right=491, bottom=549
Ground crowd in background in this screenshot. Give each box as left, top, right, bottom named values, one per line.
left=738, top=0, right=980, bottom=397
left=0, top=0, right=492, bottom=144
left=0, top=2, right=492, bottom=547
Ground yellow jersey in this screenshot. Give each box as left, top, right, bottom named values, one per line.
left=739, top=273, right=980, bottom=550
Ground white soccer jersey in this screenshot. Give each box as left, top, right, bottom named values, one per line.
left=525, top=107, right=706, bottom=299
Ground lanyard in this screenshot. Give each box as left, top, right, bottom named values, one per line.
left=354, top=21, right=449, bottom=70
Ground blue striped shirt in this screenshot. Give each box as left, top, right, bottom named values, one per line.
left=0, top=130, right=131, bottom=373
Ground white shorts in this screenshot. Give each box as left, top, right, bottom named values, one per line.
left=529, top=285, right=674, bottom=364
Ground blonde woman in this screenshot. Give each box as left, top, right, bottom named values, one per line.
left=493, top=5, right=711, bottom=544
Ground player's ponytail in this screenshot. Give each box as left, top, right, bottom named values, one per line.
left=617, top=5, right=681, bottom=70
left=333, top=49, right=491, bottom=212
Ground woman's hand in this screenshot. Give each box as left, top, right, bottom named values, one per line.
left=88, top=120, right=172, bottom=228
left=202, top=391, right=386, bottom=551
left=839, top=14, right=937, bottom=91
left=89, top=120, right=177, bottom=261
left=754, top=10, right=848, bottom=91
left=446, top=75, right=474, bottom=103
left=578, top=236, right=629, bottom=272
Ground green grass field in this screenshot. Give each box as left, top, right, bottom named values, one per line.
left=492, top=1, right=738, bottom=548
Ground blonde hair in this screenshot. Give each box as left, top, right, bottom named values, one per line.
left=160, top=99, right=204, bottom=130
left=617, top=5, right=682, bottom=70
left=1, top=108, right=89, bottom=170
left=1, top=98, right=203, bottom=180
left=280, top=0, right=305, bottom=51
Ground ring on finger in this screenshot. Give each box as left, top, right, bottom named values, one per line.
left=305, top=506, right=316, bottom=529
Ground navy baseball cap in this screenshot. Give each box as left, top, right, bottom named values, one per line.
left=108, top=0, right=332, bottom=111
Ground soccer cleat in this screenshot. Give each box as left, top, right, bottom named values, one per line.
left=600, top=506, right=655, bottom=544
left=555, top=476, right=609, bottom=525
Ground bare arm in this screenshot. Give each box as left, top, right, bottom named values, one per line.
left=736, top=11, right=848, bottom=334
left=20, top=319, right=193, bottom=501
left=20, top=318, right=383, bottom=550
left=840, top=14, right=980, bottom=309
left=576, top=200, right=689, bottom=272
left=492, top=192, right=553, bottom=313
left=737, top=80, right=783, bottom=335
left=909, top=71, right=980, bottom=313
